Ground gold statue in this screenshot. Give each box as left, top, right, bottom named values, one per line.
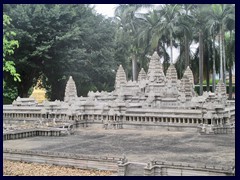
left=30, top=78, right=46, bottom=103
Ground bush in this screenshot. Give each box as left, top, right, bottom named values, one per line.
left=3, top=97, right=13, bottom=104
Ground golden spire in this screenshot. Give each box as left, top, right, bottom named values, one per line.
left=30, top=77, right=46, bottom=103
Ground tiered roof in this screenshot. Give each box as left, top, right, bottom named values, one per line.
left=138, top=68, right=147, bottom=81
left=115, top=65, right=127, bottom=91
left=166, top=64, right=178, bottom=84
left=215, top=80, right=227, bottom=98
left=64, top=76, right=77, bottom=103
left=183, top=66, right=194, bottom=86
left=147, top=51, right=165, bottom=83
left=181, top=75, right=193, bottom=101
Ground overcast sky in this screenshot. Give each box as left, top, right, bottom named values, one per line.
left=91, top=4, right=117, bottom=17
left=91, top=4, right=160, bottom=17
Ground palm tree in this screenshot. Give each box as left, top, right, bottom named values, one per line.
left=208, top=4, right=235, bottom=84
left=225, top=29, right=235, bottom=99
left=114, top=4, right=153, bottom=81
left=137, top=10, right=159, bottom=53
left=179, top=4, right=195, bottom=68
left=207, top=21, right=218, bottom=92
left=205, top=35, right=212, bottom=92
left=136, top=10, right=171, bottom=73
left=156, top=4, right=181, bottom=64
left=136, top=5, right=181, bottom=76
left=224, top=5, right=235, bottom=99
left=191, top=5, right=209, bottom=95
left=173, top=4, right=195, bottom=79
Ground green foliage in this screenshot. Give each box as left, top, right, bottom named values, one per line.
left=114, top=4, right=153, bottom=79
left=3, top=4, right=118, bottom=100
left=3, top=81, right=18, bottom=104
left=202, top=79, right=219, bottom=85
left=225, top=31, right=235, bottom=68
left=3, top=14, right=20, bottom=82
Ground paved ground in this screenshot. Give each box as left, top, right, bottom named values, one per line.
left=3, top=127, right=235, bottom=167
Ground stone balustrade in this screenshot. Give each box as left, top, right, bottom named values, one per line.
left=3, top=129, right=62, bottom=141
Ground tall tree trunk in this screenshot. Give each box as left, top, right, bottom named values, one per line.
left=212, top=36, right=216, bottom=92
left=161, top=43, right=167, bottom=75
left=199, top=31, right=204, bottom=95
left=219, top=26, right=223, bottom=81
left=229, top=64, right=232, bottom=100
left=184, top=7, right=190, bottom=69
left=184, top=34, right=189, bottom=69
left=170, top=31, right=173, bottom=64
left=132, top=54, right=137, bottom=81
left=206, top=39, right=210, bottom=92
left=228, top=30, right=233, bottom=100
left=222, top=26, right=226, bottom=85
left=180, top=41, right=183, bottom=79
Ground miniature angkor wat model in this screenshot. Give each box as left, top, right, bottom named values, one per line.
left=3, top=52, right=235, bottom=132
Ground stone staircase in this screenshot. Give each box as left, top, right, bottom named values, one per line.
left=125, top=163, right=146, bottom=176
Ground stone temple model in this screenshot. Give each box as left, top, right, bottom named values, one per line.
left=3, top=52, right=235, bottom=132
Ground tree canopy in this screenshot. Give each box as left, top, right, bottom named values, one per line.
left=3, top=4, right=119, bottom=101
left=3, top=14, right=20, bottom=82
left=3, top=4, right=235, bottom=103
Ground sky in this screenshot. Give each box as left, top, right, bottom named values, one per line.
left=91, top=4, right=160, bottom=17
left=91, top=4, right=117, bottom=17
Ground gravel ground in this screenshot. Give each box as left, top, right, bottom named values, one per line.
left=3, top=127, right=235, bottom=167
left=3, top=160, right=113, bottom=176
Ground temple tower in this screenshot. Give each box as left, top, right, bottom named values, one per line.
left=181, top=75, right=193, bottom=101
left=147, top=51, right=165, bottom=83
left=215, top=80, right=227, bottom=98
left=147, top=52, right=158, bottom=78
left=183, top=66, right=194, bottom=87
left=166, top=64, right=178, bottom=84
left=64, top=76, right=77, bottom=103
left=138, top=68, right=147, bottom=81
left=115, top=65, right=127, bottom=91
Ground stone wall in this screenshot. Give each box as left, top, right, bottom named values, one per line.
left=3, top=148, right=121, bottom=172
left=120, top=123, right=198, bottom=132
left=144, top=161, right=234, bottom=176
left=118, top=161, right=234, bottom=176
left=75, top=121, right=199, bottom=132
left=3, top=148, right=234, bottom=176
